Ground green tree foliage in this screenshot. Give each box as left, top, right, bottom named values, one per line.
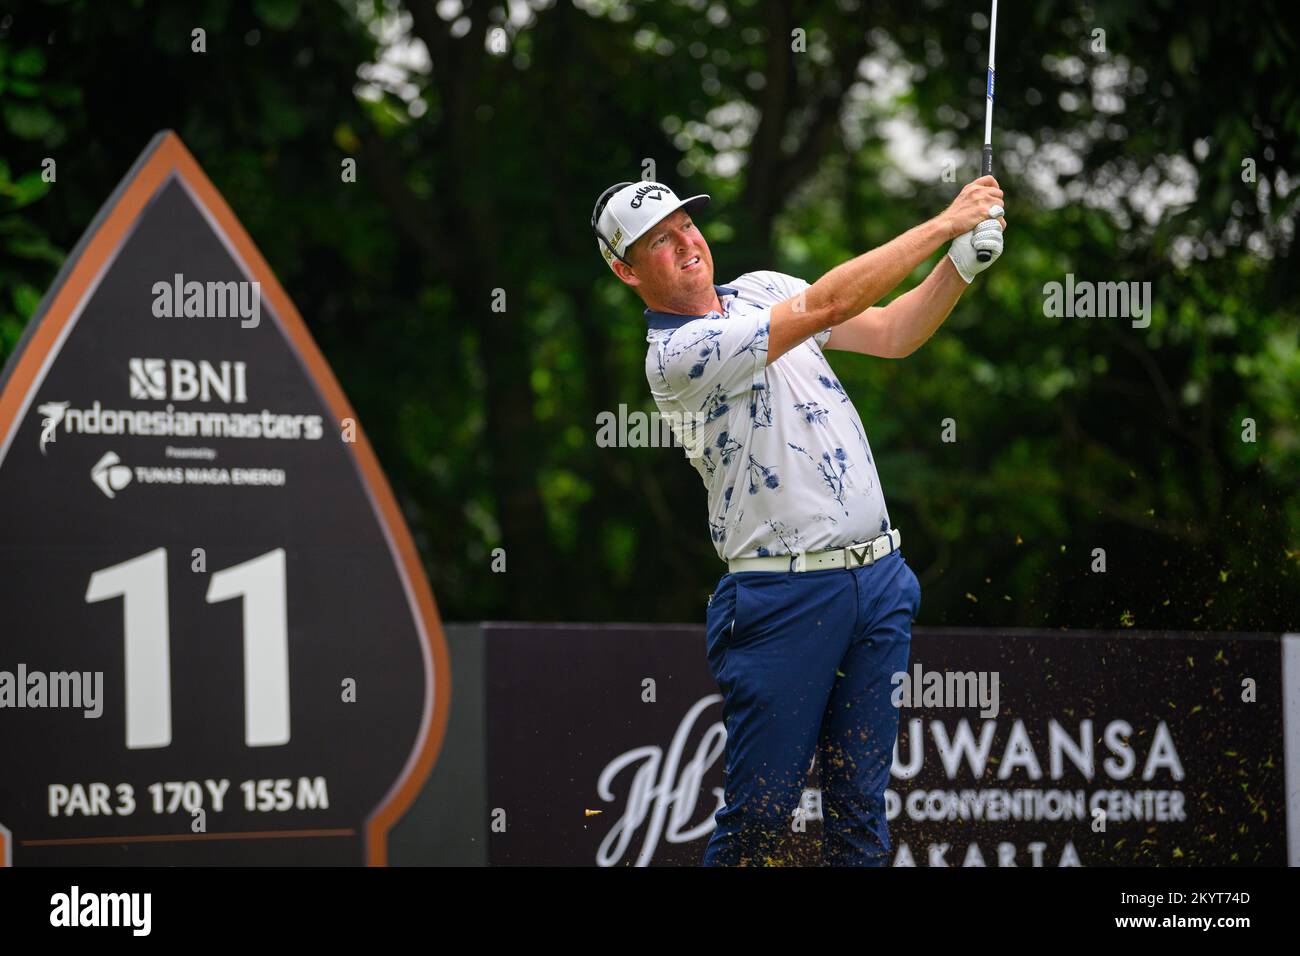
left=1, top=0, right=1296, bottom=628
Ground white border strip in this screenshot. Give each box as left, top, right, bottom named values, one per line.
left=1284, top=633, right=1300, bottom=866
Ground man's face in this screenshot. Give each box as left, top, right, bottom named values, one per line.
left=615, top=208, right=714, bottom=301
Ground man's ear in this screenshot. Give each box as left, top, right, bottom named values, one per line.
left=613, top=255, right=640, bottom=287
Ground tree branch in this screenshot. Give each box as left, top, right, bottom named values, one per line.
left=772, top=24, right=871, bottom=200
left=359, top=130, right=448, bottom=267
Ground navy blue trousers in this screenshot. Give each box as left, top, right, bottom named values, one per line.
left=701, top=548, right=920, bottom=866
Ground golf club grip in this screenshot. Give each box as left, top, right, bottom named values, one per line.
left=976, top=145, right=995, bottom=260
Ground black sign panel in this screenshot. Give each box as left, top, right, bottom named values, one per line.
left=485, top=623, right=726, bottom=867
left=484, top=624, right=1286, bottom=866
left=885, top=629, right=1285, bottom=867
left=0, top=132, right=450, bottom=865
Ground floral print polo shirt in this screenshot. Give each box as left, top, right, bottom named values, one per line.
left=644, top=270, right=892, bottom=562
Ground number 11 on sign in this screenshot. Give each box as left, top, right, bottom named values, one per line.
left=85, top=547, right=290, bottom=749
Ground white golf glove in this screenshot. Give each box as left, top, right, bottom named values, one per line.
left=947, top=205, right=1005, bottom=283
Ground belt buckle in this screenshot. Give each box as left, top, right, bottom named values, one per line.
left=790, top=551, right=808, bottom=573
left=845, top=540, right=874, bottom=569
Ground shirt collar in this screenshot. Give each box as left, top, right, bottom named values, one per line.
left=644, top=285, right=739, bottom=331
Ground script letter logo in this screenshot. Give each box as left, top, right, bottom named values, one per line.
left=595, top=694, right=727, bottom=867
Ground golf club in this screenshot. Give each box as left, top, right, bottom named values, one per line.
left=977, top=0, right=999, bottom=262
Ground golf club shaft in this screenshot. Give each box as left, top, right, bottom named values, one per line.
left=977, top=0, right=999, bottom=261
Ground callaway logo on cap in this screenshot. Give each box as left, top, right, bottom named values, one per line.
left=592, top=180, right=710, bottom=270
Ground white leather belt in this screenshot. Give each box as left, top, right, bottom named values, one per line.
left=728, top=528, right=902, bottom=573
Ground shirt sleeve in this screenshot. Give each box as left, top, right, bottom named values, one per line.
left=731, top=270, right=832, bottom=350
left=652, top=311, right=770, bottom=416
left=731, top=270, right=808, bottom=307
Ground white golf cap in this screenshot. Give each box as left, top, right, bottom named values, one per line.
left=592, top=181, right=710, bottom=270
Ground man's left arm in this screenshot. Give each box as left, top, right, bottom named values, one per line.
left=825, top=256, right=968, bottom=359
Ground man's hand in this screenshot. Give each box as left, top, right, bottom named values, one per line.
left=947, top=215, right=1005, bottom=283
left=940, top=175, right=1007, bottom=283
left=940, top=175, right=1007, bottom=240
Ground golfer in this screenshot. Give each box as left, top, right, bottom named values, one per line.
left=591, top=178, right=1005, bottom=866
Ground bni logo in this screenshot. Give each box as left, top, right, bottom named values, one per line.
left=128, top=358, right=166, bottom=399
left=128, top=358, right=248, bottom=403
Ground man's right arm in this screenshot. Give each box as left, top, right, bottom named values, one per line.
left=767, top=175, right=1005, bottom=365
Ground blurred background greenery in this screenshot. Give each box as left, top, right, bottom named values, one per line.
left=1, top=0, right=1296, bottom=629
